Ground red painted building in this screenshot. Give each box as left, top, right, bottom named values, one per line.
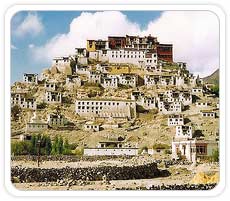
left=156, top=44, right=173, bottom=62
left=108, top=36, right=126, bottom=49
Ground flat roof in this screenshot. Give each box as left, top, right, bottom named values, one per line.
left=76, top=98, right=135, bottom=102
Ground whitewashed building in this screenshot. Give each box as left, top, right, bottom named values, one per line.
left=168, top=114, right=184, bottom=126
left=84, top=121, right=101, bottom=132
left=172, top=125, right=218, bottom=162
left=11, top=92, right=37, bottom=110
left=76, top=98, right=136, bottom=119
left=88, top=71, right=102, bottom=84
left=23, top=73, right=38, bottom=84
left=158, top=101, right=184, bottom=114
left=75, top=65, right=91, bottom=75
left=200, top=110, right=216, bottom=118
left=84, top=140, right=138, bottom=156
left=45, top=91, right=62, bottom=103
left=26, top=112, right=48, bottom=132
left=66, top=75, right=82, bottom=87
left=195, top=101, right=210, bottom=107
left=131, top=91, right=156, bottom=110
left=163, top=90, right=192, bottom=106
left=101, top=75, right=118, bottom=89
left=47, top=113, right=66, bottom=127
left=44, top=82, right=57, bottom=91
left=118, top=73, right=138, bottom=88
left=192, top=87, right=203, bottom=94
left=176, top=125, right=192, bottom=138
left=52, top=56, right=71, bottom=73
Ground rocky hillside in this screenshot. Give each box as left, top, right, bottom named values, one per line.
left=203, top=69, right=219, bottom=85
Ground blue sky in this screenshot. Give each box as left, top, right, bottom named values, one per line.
left=11, top=11, right=162, bottom=83
left=11, top=10, right=219, bottom=82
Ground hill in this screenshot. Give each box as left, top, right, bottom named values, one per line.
left=203, top=69, right=219, bottom=85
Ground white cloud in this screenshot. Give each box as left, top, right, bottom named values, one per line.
left=11, top=44, right=17, bottom=50
left=15, top=12, right=44, bottom=37
left=32, top=11, right=140, bottom=60
left=28, top=44, right=35, bottom=48
left=32, top=11, right=219, bottom=77
left=142, top=11, right=219, bottom=77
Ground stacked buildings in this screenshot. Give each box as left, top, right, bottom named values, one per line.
left=11, top=34, right=219, bottom=160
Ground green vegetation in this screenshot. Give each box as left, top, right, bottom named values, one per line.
left=211, top=85, right=219, bottom=97
left=11, top=134, right=73, bottom=156
left=11, top=105, right=21, bottom=121
left=152, top=143, right=170, bottom=150
left=211, top=149, right=219, bottom=162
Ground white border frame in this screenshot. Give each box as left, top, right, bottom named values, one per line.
left=5, top=4, right=226, bottom=197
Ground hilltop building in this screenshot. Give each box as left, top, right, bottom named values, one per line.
left=75, top=98, right=136, bottom=119
left=23, top=73, right=38, bottom=84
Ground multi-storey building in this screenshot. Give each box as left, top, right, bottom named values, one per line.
left=117, top=73, right=138, bottom=88
left=131, top=91, right=156, bottom=110
left=11, top=92, right=37, bottom=110
left=23, top=73, right=38, bottom=84
left=101, top=75, right=118, bottom=89
left=45, top=91, right=62, bottom=103
left=66, top=75, right=82, bottom=87
left=44, top=82, right=57, bottom=91
left=75, top=98, right=136, bottom=119
left=158, top=101, right=184, bottom=114
left=47, top=113, right=66, bottom=127
left=168, top=114, right=184, bottom=126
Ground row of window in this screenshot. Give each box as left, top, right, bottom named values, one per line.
left=76, top=101, right=133, bottom=106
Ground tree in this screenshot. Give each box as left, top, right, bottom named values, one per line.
left=211, top=85, right=219, bottom=97
left=45, top=135, right=52, bottom=155
left=212, top=149, right=219, bottom=162
left=57, top=136, right=64, bottom=154
left=30, top=134, right=37, bottom=155
left=11, top=105, right=21, bottom=120
left=51, top=135, right=59, bottom=155
left=63, top=138, right=71, bottom=155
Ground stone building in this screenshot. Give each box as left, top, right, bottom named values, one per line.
left=23, top=73, right=38, bottom=84
left=158, top=101, right=184, bottom=114
left=52, top=56, right=72, bottom=74
left=172, top=125, right=218, bottom=162
left=11, top=92, right=37, bottom=110
left=200, top=110, right=216, bottom=118
left=26, top=112, right=48, bottom=132
left=176, top=125, right=193, bottom=138
left=84, top=140, right=138, bottom=156
left=192, top=87, right=203, bottom=94
left=131, top=91, right=156, bottom=110
left=162, top=90, right=192, bottom=106
left=45, top=91, right=62, bottom=103
left=118, top=73, right=138, bottom=88
left=44, top=82, right=57, bottom=91
left=88, top=71, right=102, bottom=84
left=75, top=98, right=136, bottom=119
left=76, top=65, right=91, bottom=75
left=195, top=101, right=210, bottom=107
left=101, top=75, right=118, bottom=89
left=84, top=121, right=101, bottom=132
left=168, top=114, right=184, bottom=126
left=47, top=113, right=66, bottom=127
left=66, top=75, right=81, bottom=87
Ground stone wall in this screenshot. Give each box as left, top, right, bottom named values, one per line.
left=11, top=162, right=169, bottom=183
